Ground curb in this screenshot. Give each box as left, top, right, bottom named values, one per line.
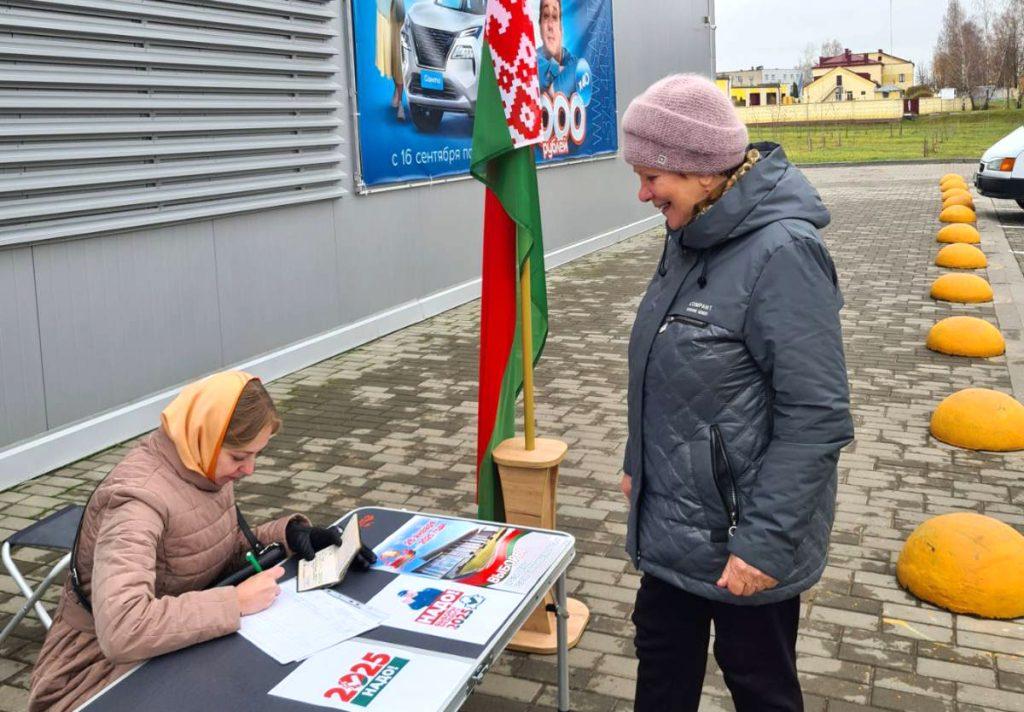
left=797, top=158, right=979, bottom=169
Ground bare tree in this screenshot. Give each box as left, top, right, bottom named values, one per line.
left=995, top=0, right=1024, bottom=107
left=820, top=39, right=844, bottom=59
left=917, top=64, right=934, bottom=88
left=796, top=43, right=817, bottom=85
left=933, top=0, right=970, bottom=93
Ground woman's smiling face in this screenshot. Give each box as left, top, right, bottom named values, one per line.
left=633, top=165, right=723, bottom=230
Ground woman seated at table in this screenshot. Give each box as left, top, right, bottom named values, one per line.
left=29, top=370, right=346, bottom=712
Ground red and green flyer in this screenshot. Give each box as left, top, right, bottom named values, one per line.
left=371, top=515, right=567, bottom=593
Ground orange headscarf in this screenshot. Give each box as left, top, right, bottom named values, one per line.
left=160, top=370, right=256, bottom=480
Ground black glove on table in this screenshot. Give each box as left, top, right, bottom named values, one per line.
left=286, top=521, right=343, bottom=561
left=286, top=520, right=379, bottom=569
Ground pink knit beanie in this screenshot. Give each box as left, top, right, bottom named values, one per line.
left=622, top=74, right=749, bottom=175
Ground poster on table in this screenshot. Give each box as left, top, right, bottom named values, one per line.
left=367, top=573, right=521, bottom=644
left=351, top=0, right=618, bottom=187
left=269, top=639, right=474, bottom=710
left=370, top=515, right=567, bottom=593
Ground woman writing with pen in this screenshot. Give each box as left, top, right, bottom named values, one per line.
left=30, top=371, right=346, bottom=712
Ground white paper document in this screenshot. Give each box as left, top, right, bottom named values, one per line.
left=268, top=639, right=474, bottom=711
left=367, top=574, right=521, bottom=644
left=238, top=581, right=384, bottom=664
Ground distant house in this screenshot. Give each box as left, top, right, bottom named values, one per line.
left=804, top=67, right=882, bottom=102
left=762, top=68, right=805, bottom=92
left=717, top=66, right=764, bottom=88
left=803, top=48, right=915, bottom=102
left=714, top=75, right=792, bottom=107
left=730, top=83, right=793, bottom=107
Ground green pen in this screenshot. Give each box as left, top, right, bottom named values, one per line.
left=245, top=551, right=263, bottom=574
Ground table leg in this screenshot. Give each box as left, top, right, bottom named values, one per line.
left=555, top=572, right=569, bottom=712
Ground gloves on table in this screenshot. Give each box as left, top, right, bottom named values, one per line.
left=286, top=520, right=378, bottom=569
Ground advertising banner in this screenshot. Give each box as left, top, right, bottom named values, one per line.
left=352, top=0, right=617, bottom=187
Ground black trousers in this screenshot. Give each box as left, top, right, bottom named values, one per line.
left=632, top=573, right=803, bottom=712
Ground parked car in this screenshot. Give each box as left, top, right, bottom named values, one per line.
left=975, top=125, right=1024, bottom=210
left=401, top=0, right=485, bottom=132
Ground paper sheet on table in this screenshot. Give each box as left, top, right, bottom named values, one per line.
left=268, top=639, right=475, bottom=711
left=238, top=581, right=385, bottom=664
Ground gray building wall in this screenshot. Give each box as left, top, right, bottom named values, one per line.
left=0, top=0, right=714, bottom=485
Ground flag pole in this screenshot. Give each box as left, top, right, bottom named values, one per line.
left=520, top=249, right=537, bottom=451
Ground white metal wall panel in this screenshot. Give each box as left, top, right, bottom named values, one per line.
left=0, top=247, right=46, bottom=446
left=0, top=0, right=345, bottom=247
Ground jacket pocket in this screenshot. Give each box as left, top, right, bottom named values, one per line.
left=709, top=425, right=740, bottom=543
left=658, top=313, right=709, bottom=333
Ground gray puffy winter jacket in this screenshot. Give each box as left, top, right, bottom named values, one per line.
left=624, top=142, right=854, bottom=605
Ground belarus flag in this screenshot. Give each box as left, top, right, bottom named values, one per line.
left=470, top=0, right=548, bottom=522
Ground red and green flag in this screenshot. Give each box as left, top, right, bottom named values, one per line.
left=471, top=0, right=548, bottom=522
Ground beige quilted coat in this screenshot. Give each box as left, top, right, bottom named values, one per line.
left=29, top=428, right=304, bottom=712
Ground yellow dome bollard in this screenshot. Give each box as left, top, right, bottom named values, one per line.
left=937, top=223, right=980, bottom=244
left=943, top=196, right=975, bottom=211
left=935, top=243, right=987, bottom=269
left=930, top=273, right=993, bottom=302
left=941, top=186, right=972, bottom=202
left=940, top=178, right=968, bottom=192
left=930, top=388, right=1024, bottom=450
left=939, top=172, right=964, bottom=185
left=897, top=512, right=1024, bottom=619
left=926, top=317, right=1004, bottom=357
left=940, top=205, right=976, bottom=223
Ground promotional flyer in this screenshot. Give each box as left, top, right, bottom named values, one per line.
left=370, top=515, right=568, bottom=593
left=367, top=574, right=521, bottom=644
left=269, top=639, right=474, bottom=710
left=352, top=0, right=618, bottom=187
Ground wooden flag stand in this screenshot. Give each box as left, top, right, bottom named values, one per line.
left=494, top=257, right=589, bottom=654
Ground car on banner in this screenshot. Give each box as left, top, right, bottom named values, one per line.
left=401, top=0, right=485, bottom=132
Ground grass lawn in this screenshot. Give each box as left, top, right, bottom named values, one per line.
left=748, top=108, right=1024, bottom=164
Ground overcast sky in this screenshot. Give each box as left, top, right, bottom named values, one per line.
left=715, top=0, right=947, bottom=76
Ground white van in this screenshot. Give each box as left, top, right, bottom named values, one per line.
left=975, top=125, right=1024, bottom=210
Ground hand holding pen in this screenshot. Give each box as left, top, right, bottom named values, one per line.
left=236, top=566, right=285, bottom=616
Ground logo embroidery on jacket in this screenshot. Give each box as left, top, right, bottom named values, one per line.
left=686, top=301, right=712, bottom=317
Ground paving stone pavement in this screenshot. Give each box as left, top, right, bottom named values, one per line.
left=1, top=162, right=1023, bottom=712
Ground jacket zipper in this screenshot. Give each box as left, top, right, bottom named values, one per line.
left=658, top=314, right=709, bottom=333
left=635, top=247, right=701, bottom=565
left=710, top=425, right=739, bottom=537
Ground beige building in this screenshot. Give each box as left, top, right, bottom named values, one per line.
left=809, top=48, right=914, bottom=101
left=804, top=67, right=883, bottom=102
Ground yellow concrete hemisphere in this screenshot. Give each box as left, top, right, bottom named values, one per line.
left=936, top=223, right=980, bottom=244
left=926, top=316, right=1004, bottom=357
left=942, top=193, right=975, bottom=210
left=930, top=388, right=1024, bottom=451
left=940, top=178, right=968, bottom=193
left=940, top=205, right=977, bottom=223
left=941, top=186, right=972, bottom=202
left=935, top=243, right=987, bottom=269
left=939, top=173, right=964, bottom=185
left=929, top=273, right=993, bottom=302
left=896, top=512, right=1024, bottom=619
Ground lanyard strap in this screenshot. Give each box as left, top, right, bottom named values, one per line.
left=69, top=501, right=263, bottom=615
left=236, top=505, right=262, bottom=554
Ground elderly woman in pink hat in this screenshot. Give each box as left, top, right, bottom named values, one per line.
left=619, top=74, right=853, bottom=711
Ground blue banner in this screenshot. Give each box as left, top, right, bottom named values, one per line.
left=352, top=0, right=618, bottom=188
